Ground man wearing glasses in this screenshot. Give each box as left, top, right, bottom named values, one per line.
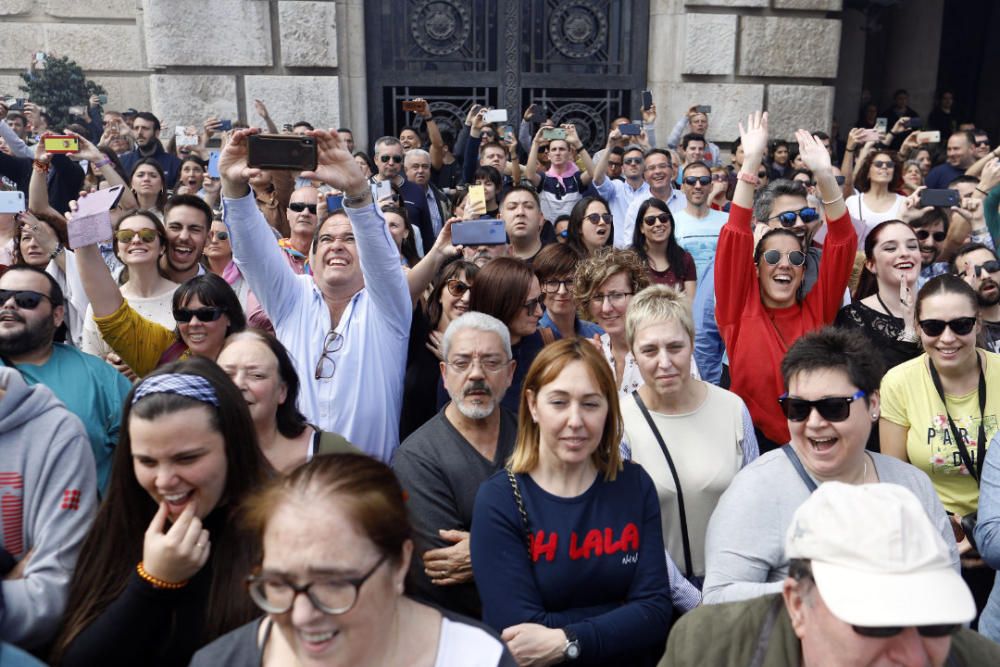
left=672, top=161, right=729, bottom=279
left=666, top=482, right=1000, bottom=666
left=593, top=137, right=653, bottom=247
left=622, top=149, right=689, bottom=248
left=954, top=242, right=1000, bottom=352
left=373, top=136, right=434, bottom=254
left=221, top=128, right=412, bottom=463
left=393, top=313, right=517, bottom=618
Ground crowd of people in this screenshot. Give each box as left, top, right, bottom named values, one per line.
left=2, top=81, right=1000, bottom=666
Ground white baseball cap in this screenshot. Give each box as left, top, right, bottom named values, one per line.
left=785, top=482, right=975, bottom=627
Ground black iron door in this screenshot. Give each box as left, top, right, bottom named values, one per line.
left=365, top=0, right=650, bottom=153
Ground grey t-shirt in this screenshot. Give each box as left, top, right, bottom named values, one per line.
left=392, top=407, right=518, bottom=618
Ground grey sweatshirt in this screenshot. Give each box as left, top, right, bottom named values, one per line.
left=0, top=367, right=97, bottom=650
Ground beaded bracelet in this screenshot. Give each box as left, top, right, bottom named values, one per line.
left=136, top=561, right=189, bottom=590
left=92, top=157, right=112, bottom=170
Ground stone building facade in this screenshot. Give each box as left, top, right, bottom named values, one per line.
left=0, top=0, right=845, bottom=149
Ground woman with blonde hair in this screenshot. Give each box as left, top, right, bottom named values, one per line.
left=471, top=338, right=672, bottom=666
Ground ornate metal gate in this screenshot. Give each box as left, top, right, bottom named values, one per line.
left=365, top=0, right=650, bottom=153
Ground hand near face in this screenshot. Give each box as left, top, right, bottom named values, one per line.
left=142, top=501, right=211, bottom=584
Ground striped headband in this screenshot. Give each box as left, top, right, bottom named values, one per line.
left=131, top=373, right=220, bottom=407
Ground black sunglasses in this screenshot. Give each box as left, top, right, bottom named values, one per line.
left=762, top=249, right=807, bottom=266
left=915, top=229, right=946, bottom=242
left=757, top=171, right=769, bottom=179
left=779, top=390, right=866, bottom=422
left=971, top=260, right=1000, bottom=276
left=0, top=289, right=51, bottom=310
left=643, top=212, right=671, bottom=226
left=379, top=155, right=403, bottom=164
left=209, top=230, right=229, bottom=241
left=289, top=202, right=317, bottom=214
left=584, top=213, right=613, bottom=225
left=769, top=207, right=820, bottom=227
left=683, top=175, right=712, bottom=186
left=173, top=307, right=226, bottom=323
left=918, top=317, right=976, bottom=337
left=852, top=623, right=960, bottom=639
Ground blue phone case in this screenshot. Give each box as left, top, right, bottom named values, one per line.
left=207, top=151, right=221, bottom=178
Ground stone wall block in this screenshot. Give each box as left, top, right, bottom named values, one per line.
left=44, top=24, right=143, bottom=72
left=683, top=14, right=736, bottom=75
left=243, top=76, right=340, bottom=131
left=149, top=75, right=238, bottom=129
left=0, top=23, right=45, bottom=69
left=653, top=82, right=765, bottom=145
left=0, top=0, right=33, bottom=16
left=44, top=0, right=136, bottom=19
left=739, top=17, right=841, bottom=78
left=91, top=76, right=151, bottom=112
left=773, top=0, right=843, bottom=9
left=0, top=75, right=26, bottom=100
left=279, top=1, right=338, bottom=68
left=142, top=0, right=272, bottom=67
left=684, top=0, right=767, bottom=8
left=767, top=84, right=834, bottom=139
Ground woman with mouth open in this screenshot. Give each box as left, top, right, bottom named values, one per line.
left=53, top=358, right=267, bottom=666
left=701, top=327, right=957, bottom=605
left=191, top=453, right=515, bottom=667
left=716, top=112, right=857, bottom=453
left=880, top=274, right=1000, bottom=622
left=565, top=195, right=614, bottom=258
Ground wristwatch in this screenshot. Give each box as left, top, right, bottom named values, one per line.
left=563, top=628, right=581, bottom=661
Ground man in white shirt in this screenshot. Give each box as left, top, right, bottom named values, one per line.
left=671, top=161, right=729, bottom=279
left=622, top=149, right=687, bottom=247
left=592, top=136, right=650, bottom=247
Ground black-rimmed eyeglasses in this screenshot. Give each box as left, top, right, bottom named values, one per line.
left=314, top=329, right=344, bottom=380
left=246, top=554, right=387, bottom=616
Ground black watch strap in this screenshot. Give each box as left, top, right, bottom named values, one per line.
left=563, top=628, right=580, bottom=660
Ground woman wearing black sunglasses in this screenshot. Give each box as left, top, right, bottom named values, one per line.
left=702, top=327, right=957, bottom=605
left=845, top=150, right=905, bottom=245
left=881, top=274, right=1000, bottom=620
left=565, top=195, right=613, bottom=257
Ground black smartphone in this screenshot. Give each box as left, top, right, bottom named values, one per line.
left=619, top=123, right=641, bottom=136
left=218, top=119, right=233, bottom=131
left=452, top=219, right=506, bottom=246
left=905, top=117, right=922, bottom=130
left=326, top=194, right=344, bottom=211
left=695, top=105, right=712, bottom=114
left=247, top=134, right=318, bottom=171
left=641, top=90, right=653, bottom=110
left=918, top=188, right=960, bottom=208
left=526, top=104, right=547, bottom=123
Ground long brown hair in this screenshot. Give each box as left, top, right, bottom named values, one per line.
left=52, top=358, right=266, bottom=663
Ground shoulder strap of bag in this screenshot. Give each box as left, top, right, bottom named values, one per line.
left=781, top=445, right=818, bottom=493
left=539, top=326, right=556, bottom=346
left=632, top=391, right=694, bottom=580
left=314, top=430, right=356, bottom=456
left=928, top=354, right=986, bottom=484
left=747, top=596, right=784, bottom=667
left=506, top=468, right=532, bottom=559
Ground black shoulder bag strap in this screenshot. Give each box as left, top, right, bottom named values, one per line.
left=506, top=468, right=533, bottom=558
left=781, top=445, right=818, bottom=493
left=632, top=391, right=694, bottom=580
left=928, top=354, right=986, bottom=484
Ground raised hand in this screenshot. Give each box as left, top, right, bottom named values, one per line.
left=253, top=99, right=270, bottom=120
left=642, top=103, right=657, bottom=125
left=217, top=127, right=262, bottom=197
left=142, top=502, right=211, bottom=585
left=795, top=128, right=833, bottom=174
left=738, top=111, right=768, bottom=161
left=298, top=129, right=368, bottom=195
left=980, top=158, right=1000, bottom=191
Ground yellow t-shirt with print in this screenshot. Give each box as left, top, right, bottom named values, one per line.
left=880, top=351, right=1000, bottom=515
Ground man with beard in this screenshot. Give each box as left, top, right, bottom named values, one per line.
left=0, top=267, right=130, bottom=494
left=672, top=160, right=729, bottom=279
left=118, top=112, right=182, bottom=188
left=392, top=313, right=516, bottom=618
left=160, top=194, right=211, bottom=284
left=908, top=208, right=950, bottom=288
left=954, top=243, right=1000, bottom=351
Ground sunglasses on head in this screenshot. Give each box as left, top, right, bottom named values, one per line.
left=379, top=155, right=403, bottom=164
left=115, top=228, right=158, bottom=244
left=851, top=623, right=960, bottom=639
left=762, top=249, right=807, bottom=266
left=173, top=307, right=225, bottom=323
left=918, top=317, right=976, bottom=337
left=915, top=229, right=946, bottom=242
left=584, top=212, right=613, bottom=225
left=643, top=212, right=671, bottom=226
left=0, top=289, right=51, bottom=310
left=289, top=202, right=317, bottom=214
left=683, top=175, right=712, bottom=186
left=445, top=279, right=471, bottom=297
left=769, top=207, right=820, bottom=227
left=779, top=390, right=866, bottom=422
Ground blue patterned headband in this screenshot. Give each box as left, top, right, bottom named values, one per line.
left=131, top=373, right=220, bottom=407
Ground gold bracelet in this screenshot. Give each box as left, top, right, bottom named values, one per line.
left=137, top=561, right=189, bottom=590
left=822, top=194, right=843, bottom=206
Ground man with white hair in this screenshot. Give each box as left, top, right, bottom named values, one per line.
left=392, top=312, right=517, bottom=618
left=405, top=147, right=450, bottom=239
left=665, top=482, right=1000, bottom=665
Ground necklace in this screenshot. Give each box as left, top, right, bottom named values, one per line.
left=874, top=291, right=900, bottom=319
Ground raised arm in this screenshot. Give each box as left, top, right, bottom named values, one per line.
left=405, top=218, right=459, bottom=305
left=419, top=100, right=445, bottom=171
left=524, top=126, right=545, bottom=187
left=566, top=124, right=594, bottom=187
left=253, top=99, right=279, bottom=134
left=28, top=139, right=60, bottom=219
left=70, top=205, right=125, bottom=318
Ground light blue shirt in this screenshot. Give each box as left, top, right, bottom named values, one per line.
left=692, top=264, right=725, bottom=386
left=593, top=177, right=650, bottom=247
left=623, top=188, right=687, bottom=250
left=976, top=434, right=1000, bottom=642
left=224, top=192, right=411, bottom=462
left=671, top=207, right=729, bottom=280
left=425, top=188, right=443, bottom=237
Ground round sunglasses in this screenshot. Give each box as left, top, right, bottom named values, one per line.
left=915, top=229, right=946, bottom=242
left=761, top=249, right=807, bottom=266
left=445, top=279, right=471, bottom=297
left=768, top=207, right=820, bottom=228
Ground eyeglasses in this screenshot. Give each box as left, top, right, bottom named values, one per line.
left=974, top=140, right=990, bottom=147
left=918, top=317, right=977, bottom=337
left=115, top=228, right=158, bottom=244
left=871, top=160, right=894, bottom=169
left=315, top=329, right=345, bottom=380
left=778, top=390, right=866, bottom=422
left=762, top=249, right=807, bottom=266
left=445, top=279, right=471, bottom=297
left=915, top=229, right=947, bottom=242
left=768, top=207, right=820, bottom=227
left=608, top=161, right=623, bottom=168
left=757, top=171, right=769, bottom=179
left=541, top=278, right=574, bottom=294
left=851, top=623, right=960, bottom=639
left=523, top=294, right=546, bottom=314
left=289, top=202, right=317, bottom=214
left=445, top=355, right=511, bottom=373
left=623, top=157, right=643, bottom=165
left=584, top=212, right=613, bottom=225
left=589, top=291, right=632, bottom=307
left=538, top=145, right=550, bottom=153
left=379, top=155, right=403, bottom=164
left=683, top=175, right=712, bottom=186
left=0, top=289, right=51, bottom=310
left=643, top=213, right=671, bottom=226
left=712, top=173, right=728, bottom=182
left=208, top=230, right=229, bottom=241
left=173, top=307, right=225, bottom=323
left=247, top=555, right=387, bottom=616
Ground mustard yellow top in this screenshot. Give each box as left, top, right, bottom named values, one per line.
left=93, top=299, right=186, bottom=378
